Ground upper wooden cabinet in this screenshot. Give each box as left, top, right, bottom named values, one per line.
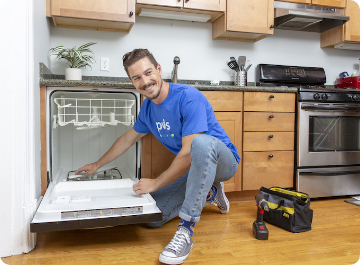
left=47, top=0, right=135, bottom=32
left=321, top=0, right=360, bottom=48
left=135, top=0, right=225, bottom=23
left=276, top=0, right=346, bottom=8
left=212, top=0, right=274, bottom=42
left=136, top=0, right=225, bottom=12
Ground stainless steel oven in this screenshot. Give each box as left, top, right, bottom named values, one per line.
left=297, top=87, right=360, bottom=197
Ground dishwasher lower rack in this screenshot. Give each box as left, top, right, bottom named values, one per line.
left=54, top=97, right=135, bottom=130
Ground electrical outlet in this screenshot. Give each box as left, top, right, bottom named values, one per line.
left=101, top=57, right=109, bottom=71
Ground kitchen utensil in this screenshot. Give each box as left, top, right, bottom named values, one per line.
left=245, top=64, right=252, bottom=72
left=227, top=60, right=240, bottom=72
left=238, top=56, right=246, bottom=71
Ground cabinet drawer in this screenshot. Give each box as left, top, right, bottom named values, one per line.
left=242, top=151, right=294, bottom=190
left=244, top=112, right=295, bottom=132
left=244, top=92, right=295, bottom=112
left=243, top=132, right=294, bottom=151
left=201, top=91, right=243, bottom=112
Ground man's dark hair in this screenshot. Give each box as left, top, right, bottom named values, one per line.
left=123, top=49, right=158, bottom=79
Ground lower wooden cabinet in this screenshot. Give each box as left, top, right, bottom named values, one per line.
left=215, top=112, right=242, bottom=192
left=242, top=91, right=296, bottom=191
left=243, top=132, right=295, bottom=152
left=242, top=151, right=294, bottom=190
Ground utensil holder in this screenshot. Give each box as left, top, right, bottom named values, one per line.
left=235, top=71, right=247, bottom=87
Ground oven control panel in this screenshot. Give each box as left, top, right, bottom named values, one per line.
left=299, top=87, right=360, bottom=102
left=256, top=64, right=326, bottom=86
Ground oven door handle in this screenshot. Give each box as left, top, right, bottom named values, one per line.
left=299, top=170, right=360, bottom=176
left=301, top=105, right=360, bottom=111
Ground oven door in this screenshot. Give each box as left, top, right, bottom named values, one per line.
left=298, top=102, right=360, bottom=167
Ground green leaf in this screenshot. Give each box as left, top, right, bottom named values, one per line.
left=49, top=42, right=97, bottom=69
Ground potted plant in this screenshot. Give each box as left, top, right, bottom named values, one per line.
left=49, top=42, right=97, bottom=80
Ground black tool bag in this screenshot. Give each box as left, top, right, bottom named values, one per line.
left=260, top=187, right=313, bottom=233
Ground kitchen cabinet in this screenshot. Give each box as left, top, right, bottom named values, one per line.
left=46, top=0, right=135, bottom=33
left=276, top=0, right=346, bottom=8
left=242, top=92, right=295, bottom=190
left=141, top=91, right=243, bottom=192
left=136, top=0, right=225, bottom=12
left=321, top=0, right=360, bottom=48
left=212, top=0, right=274, bottom=42
left=135, top=0, right=225, bottom=22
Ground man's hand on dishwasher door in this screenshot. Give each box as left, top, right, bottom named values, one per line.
left=75, top=163, right=99, bottom=178
left=133, top=178, right=160, bottom=195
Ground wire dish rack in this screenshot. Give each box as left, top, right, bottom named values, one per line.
left=54, top=97, right=135, bottom=130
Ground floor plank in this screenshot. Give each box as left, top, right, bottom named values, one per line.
left=2, top=198, right=360, bottom=265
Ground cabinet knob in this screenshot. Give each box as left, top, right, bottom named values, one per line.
left=185, top=0, right=189, bottom=2
left=269, top=135, right=273, bottom=138
left=269, top=115, right=274, bottom=118
left=269, top=154, right=273, bottom=158
left=129, top=11, right=134, bottom=17
left=270, top=25, right=274, bottom=29
left=270, top=95, right=274, bottom=99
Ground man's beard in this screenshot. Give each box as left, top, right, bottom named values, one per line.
left=144, top=79, right=163, bottom=101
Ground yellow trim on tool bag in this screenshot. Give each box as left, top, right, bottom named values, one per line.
left=267, top=202, right=295, bottom=215
left=270, top=187, right=309, bottom=203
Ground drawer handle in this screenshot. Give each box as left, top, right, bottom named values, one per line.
left=270, top=95, right=274, bottom=99
left=269, top=154, right=273, bottom=158
left=129, top=11, right=134, bottom=17
left=269, top=135, right=273, bottom=138
left=269, top=115, right=274, bottom=118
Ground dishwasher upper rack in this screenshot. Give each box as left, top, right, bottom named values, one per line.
left=54, top=97, right=135, bottom=130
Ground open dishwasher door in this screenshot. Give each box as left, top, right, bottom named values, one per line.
left=31, top=88, right=162, bottom=232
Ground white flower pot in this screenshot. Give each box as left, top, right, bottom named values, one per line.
left=65, top=68, right=82, bottom=80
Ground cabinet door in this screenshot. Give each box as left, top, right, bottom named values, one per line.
left=51, top=0, right=135, bottom=23
left=243, top=151, right=294, bottom=190
left=244, top=92, right=295, bottom=112
left=343, top=0, right=360, bottom=42
left=226, top=0, right=274, bottom=34
left=244, top=112, right=295, bottom=132
left=184, top=0, right=226, bottom=12
left=215, top=112, right=242, bottom=192
left=312, top=0, right=346, bottom=8
left=243, top=132, right=295, bottom=152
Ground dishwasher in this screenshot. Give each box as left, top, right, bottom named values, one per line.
left=31, top=87, right=162, bottom=232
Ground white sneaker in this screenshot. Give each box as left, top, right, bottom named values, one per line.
left=159, top=227, right=193, bottom=264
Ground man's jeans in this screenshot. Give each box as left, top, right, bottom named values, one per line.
left=147, top=134, right=239, bottom=228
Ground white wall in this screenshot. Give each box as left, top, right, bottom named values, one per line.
left=0, top=0, right=50, bottom=258
left=50, top=17, right=360, bottom=85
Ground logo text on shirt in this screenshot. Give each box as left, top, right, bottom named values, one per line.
left=156, top=119, right=170, bottom=132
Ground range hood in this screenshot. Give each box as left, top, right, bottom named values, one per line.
left=274, top=1, right=349, bottom=33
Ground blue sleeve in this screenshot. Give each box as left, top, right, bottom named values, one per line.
left=133, top=107, right=151, bottom=134
left=181, top=100, right=208, bottom=136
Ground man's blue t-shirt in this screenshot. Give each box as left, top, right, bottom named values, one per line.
left=133, top=83, right=240, bottom=162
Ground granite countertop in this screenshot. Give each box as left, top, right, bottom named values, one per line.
left=39, top=63, right=299, bottom=93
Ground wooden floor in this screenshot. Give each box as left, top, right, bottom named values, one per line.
left=3, top=198, right=360, bottom=265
